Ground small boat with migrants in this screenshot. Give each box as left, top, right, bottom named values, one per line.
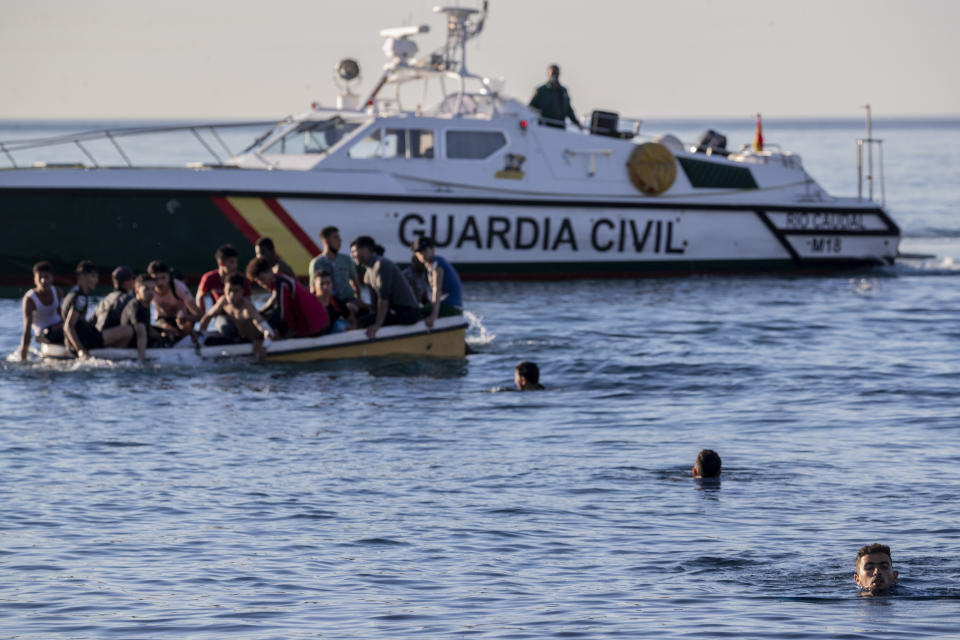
left=35, top=316, right=469, bottom=363
left=0, top=3, right=900, bottom=287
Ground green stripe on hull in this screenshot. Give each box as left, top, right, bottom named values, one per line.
left=0, top=192, right=253, bottom=284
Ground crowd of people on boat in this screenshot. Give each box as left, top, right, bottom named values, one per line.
left=17, top=227, right=463, bottom=361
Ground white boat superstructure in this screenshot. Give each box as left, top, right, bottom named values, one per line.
left=0, top=3, right=900, bottom=283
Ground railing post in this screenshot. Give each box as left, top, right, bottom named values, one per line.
left=856, top=139, right=863, bottom=201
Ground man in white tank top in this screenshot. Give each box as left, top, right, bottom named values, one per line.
left=18, top=261, right=63, bottom=360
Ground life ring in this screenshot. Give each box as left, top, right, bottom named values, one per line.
left=626, top=142, right=677, bottom=195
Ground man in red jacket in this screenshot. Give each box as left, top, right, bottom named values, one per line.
left=247, top=257, right=329, bottom=338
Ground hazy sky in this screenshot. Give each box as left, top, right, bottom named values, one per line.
left=2, top=0, right=958, bottom=120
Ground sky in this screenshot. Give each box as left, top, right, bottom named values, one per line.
left=2, top=0, right=958, bottom=121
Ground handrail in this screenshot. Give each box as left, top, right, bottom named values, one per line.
left=0, top=120, right=279, bottom=168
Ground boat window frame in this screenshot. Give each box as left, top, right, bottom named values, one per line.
left=347, top=126, right=437, bottom=161
left=444, top=129, right=509, bottom=160
left=261, top=117, right=364, bottom=157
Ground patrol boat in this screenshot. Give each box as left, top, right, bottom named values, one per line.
left=0, top=3, right=899, bottom=287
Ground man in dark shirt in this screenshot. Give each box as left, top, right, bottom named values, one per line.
left=350, top=235, right=420, bottom=338
left=94, top=265, right=136, bottom=332
left=62, top=260, right=133, bottom=358
left=121, top=273, right=160, bottom=362
left=529, top=64, right=581, bottom=129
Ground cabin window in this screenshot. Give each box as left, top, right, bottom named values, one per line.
left=263, top=119, right=359, bottom=155
left=348, top=128, right=435, bottom=159
left=446, top=130, right=507, bottom=159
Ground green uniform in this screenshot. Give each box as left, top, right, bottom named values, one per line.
left=529, top=81, right=577, bottom=127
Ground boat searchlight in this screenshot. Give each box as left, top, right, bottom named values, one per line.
left=380, top=24, right=429, bottom=65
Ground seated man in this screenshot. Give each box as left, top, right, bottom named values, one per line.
left=120, top=273, right=167, bottom=362
left=247, top=256, right=329, bottom=338
left=62, top=260, right=133, bottom=359
left=309, top=226, right=362, bottom=303
left=693, top=449, right=722, bottom=479
left=411, top=236, right=463, bottom=328
left=18, top=261, right=64, bottom=360
left=196, top=244, right=252, bottom=341
left=350, top=235, right=420, bottom=338
left=255, top=236, right=295, bottom=278
left=147, top=260, right=200, bottom=338
left=94, top=266, right=136, bottom=332
left=197, top=273, right=275, bottom=358
left=312, top=269, right=355, bottom=333
left=854, top=543, right=899, bottom=595
left=515, top=361, right=545, bottom=391
left=196, top=244, right=251, bottom=315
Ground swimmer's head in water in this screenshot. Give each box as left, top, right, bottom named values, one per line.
left=854, top=543, right=898, bottom=594
left=693, top=449, right=721, bottom=478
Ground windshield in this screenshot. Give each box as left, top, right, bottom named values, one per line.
left=262, top=118, right=361, bottom=155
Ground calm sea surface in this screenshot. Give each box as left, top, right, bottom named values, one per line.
left=2, top=118, right=960, bottom=638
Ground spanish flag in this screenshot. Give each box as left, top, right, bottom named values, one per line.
left=753, top=113, right=764, bottom=152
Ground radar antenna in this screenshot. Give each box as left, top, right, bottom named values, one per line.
left=432, top=1, right=488, bottom=76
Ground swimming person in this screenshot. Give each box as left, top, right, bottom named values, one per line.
left=693, top=449, right=722, bottom=479
left=411, top=236, right=463, bottom=328
left=515, top=361, right=545, bottom=391
left=197, top=273, right=275, bottom=358
left=18, top=261, right=64, bottom=360
left=854, top=543, right=899, bottom=595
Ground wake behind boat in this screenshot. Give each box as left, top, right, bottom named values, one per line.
left=0, top=3, right=900, bottom=287
left=35, top=315, right=469, bottom=363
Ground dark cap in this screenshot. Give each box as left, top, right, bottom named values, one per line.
left=111, top=265, right=134, bottom=283
left=411, top=236, right=435, bottom=252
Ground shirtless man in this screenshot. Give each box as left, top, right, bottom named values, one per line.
left=198, top=273, right=276, bottom=359
left=18, top=261, right=64, bottom=360
left=854, top=543, right=899, bottom=595
left=147, top=260, right=200, bottom=337
left=195, top=244, right=250, bottom=315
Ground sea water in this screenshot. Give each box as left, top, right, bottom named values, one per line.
left=1, top=118, right=960, bottom=638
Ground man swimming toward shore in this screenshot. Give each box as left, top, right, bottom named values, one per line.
left=693, top=449, right=722, bottom=479
left=854, top=543, right=899, bottom=595
left=515, top=361, right=545, bottom=391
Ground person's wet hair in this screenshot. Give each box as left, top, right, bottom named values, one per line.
left=695, top=449, right=722, bottom=478
left=856, top=543, right=892, bottom=564
left=515, top=361, right=540, bottom=384
left=33, top=261, right=53, bottom=274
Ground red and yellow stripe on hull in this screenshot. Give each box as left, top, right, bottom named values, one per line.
left=212, top=196, right=320, bottom=276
